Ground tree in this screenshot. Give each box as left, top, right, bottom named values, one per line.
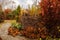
left=12, top=5, right=21, bottom=15
left=0, top=4, right=4, bottom=23
left=12, top=5, right=21, bottom=21
left=39, top=0, right=60, bottom=38
left=30, top=5, right=36, bottom=15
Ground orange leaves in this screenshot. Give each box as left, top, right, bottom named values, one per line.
left=4, top=9, right=12, bottom=13
left=8, top=27, right=20, bottom=37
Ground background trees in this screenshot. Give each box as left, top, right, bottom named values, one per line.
left=0, top=4, right=4, bottom=23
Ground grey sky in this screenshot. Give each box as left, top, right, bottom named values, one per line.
left=0, top=0, right=40, bottom=9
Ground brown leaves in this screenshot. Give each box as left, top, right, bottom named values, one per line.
left=20, top=25, right=48, bottom=39
left=39, top=0, right=60, bottom=38
left=0, top=37, right=2, bottom=40
left=8, top=27, right=20, bottom=37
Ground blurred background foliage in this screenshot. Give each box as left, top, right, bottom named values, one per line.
left=0, top=0, right=60, bottom=40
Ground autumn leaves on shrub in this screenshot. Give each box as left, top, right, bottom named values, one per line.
left=0, top=0, right=60, bottom=39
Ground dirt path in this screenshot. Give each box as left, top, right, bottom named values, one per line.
left=0, top=21, right=27, bottom=40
